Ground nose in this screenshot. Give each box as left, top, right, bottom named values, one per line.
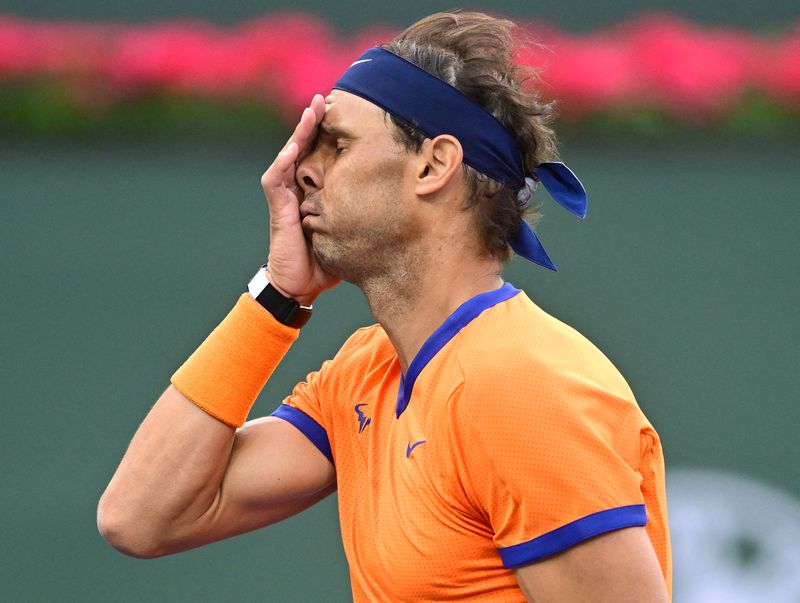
left=295, top=151, right=323, bottom=196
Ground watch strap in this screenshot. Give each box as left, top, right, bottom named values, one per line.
left=248, top=265, right=313, bottom=329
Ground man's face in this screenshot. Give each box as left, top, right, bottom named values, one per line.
left=295, top=90, right=425, bottom=285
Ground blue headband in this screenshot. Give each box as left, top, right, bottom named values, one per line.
left=333, top=47, right=587, bottom=270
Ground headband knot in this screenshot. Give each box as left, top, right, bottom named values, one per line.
left=517, top=177, right=538, bottom=207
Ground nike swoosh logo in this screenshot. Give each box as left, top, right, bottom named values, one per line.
left=349, top=58, right=373, bottom=67
left=406, top=440, right=427, bottom=458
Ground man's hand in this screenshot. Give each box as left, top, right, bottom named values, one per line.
left=260, top=93, right=339, bottom=306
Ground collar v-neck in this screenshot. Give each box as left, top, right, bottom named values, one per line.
left=395, top=282, right=521, bottom=418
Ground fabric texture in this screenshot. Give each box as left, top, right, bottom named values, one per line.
left=171, top=292, right=299, bottom=427
left=273, top=286, right=672, bottom=601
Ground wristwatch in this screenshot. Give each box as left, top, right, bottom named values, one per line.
left=247, top=264, right=313, bottom=329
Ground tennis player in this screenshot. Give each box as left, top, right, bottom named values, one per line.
left=99, top=12, right=671, bottom=601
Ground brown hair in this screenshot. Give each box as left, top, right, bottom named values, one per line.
left=382, top=11, right=559, bottom=262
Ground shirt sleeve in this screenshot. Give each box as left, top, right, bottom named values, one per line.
left=270, top=327, right=376, bottom=467
left=453, top=361, right=652, bottom=569
left=271, top=361, right=336, bottom=465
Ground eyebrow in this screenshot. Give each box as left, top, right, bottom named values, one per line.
left=318, top=122, right=355, bottom=140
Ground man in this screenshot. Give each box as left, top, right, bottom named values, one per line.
left=98, top=12, right=671, bottom=602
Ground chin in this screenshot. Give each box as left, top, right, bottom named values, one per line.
left=312, top=244, right=343, bottom=277
left=314, top=248, right=366, bottom=285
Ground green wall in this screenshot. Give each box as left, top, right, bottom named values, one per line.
left=1, top=133, right=798, bottom=600
left=1, top=0, right=796, bottom=32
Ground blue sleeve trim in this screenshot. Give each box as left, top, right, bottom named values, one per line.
left=271, top=405, right=334, bottom=466
left=498, top=504, right=647, bottom=569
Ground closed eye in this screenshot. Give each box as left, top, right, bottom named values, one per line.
left=319, top=122, right=355, bottom=157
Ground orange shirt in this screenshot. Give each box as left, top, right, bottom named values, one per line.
left=273, top=283, right=671, bottom=601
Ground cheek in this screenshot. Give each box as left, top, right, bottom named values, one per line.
left=322, top=158, right=364, bottom=208
left=324, top=149, right=409, bottom=218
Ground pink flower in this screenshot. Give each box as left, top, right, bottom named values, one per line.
left=623, top=14, right=763, bottom=120
left=760, top=24, right=800, bottom=104
left=0, top=12, right=796, bottom=123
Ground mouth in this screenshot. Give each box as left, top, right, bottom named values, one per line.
left=300, top=206, right=321, bottom=238
left=299, top=203, right=319, bottom=221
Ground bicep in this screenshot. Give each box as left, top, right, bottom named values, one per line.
left=513, top=527, right=668, bottom=603
left=172, top=415, right=336, bottom=552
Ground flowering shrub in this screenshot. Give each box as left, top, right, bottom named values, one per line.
left=1, top=12, right=798, bottom=136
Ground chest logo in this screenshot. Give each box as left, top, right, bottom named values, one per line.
left=354, top=403, right=372, bottom=433
left=406, top=440, right=427, bottom=458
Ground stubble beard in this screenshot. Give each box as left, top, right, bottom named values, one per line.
left=313, top=228, right=428, bottom=321
left=308, top=196, right=428, bottom=313
left=311, top=220, right=423, bottom=288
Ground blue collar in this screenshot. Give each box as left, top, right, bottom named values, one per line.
left=396, top=282, right=522, bottom=418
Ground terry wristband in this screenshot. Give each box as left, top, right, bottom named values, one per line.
left=171, top=292, right=300, bottom=427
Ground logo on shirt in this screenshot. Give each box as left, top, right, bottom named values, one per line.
left=354, top=403, right=372, bottom=434
left=406, top=440, right=427, bottom=458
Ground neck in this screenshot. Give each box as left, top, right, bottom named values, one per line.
left=361, top=252, right=503, bottom=373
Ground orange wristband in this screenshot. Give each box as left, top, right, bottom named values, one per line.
left=171, top=293, right=300, bottom=427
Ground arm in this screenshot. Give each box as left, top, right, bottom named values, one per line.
left=514, top=527, right=669, bottom=603
left=97, top=385, right=336, bottom=558
left=98, top=93, right=340, bottom=557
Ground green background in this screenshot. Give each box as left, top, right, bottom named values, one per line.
left=1, top=1, right=799, bottom=600
left=2, top=0, right=797, bottom=31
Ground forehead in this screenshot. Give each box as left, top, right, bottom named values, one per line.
left=324, top=90, right=392, bottom=136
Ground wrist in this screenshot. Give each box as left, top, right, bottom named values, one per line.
left=263, top=265, right=319, bottom=307
left=249, top=265, right=314, bottom=329
left=267, top=278, right=317, bottom=308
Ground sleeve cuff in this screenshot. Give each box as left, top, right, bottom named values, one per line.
left=497, top=504, right=647, bottom=569
left=272, top=404, right=334, bottom=465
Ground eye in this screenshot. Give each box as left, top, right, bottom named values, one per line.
left=335, top=144, right=347, bottom=156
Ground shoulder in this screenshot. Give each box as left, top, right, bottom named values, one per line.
left=333, top=323, right=394, bottom=364
left=458, top=292, right=626, bottom=379
left=310, top=324, right=395, bottom=387
left=452, top=291, right=643, bottom=428
left=287, top=323, right=394, bottom=403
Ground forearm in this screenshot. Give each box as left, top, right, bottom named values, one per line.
left=97, top=385, right=235, bottom=557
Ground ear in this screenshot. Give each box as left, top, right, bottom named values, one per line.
left=413, top=135, right=464, bottom=197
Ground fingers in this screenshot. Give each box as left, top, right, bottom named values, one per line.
left=261, top=142, right=298, bottom=191
left=286, top=95, right=324, bottom=155
left=310, top=93, right=326, bottom=124
left=261, top=94, right=324, bottom=197
left=295, top=107, right=317, bottom=148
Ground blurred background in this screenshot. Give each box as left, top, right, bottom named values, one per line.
left=1, top=0, right=798, bottom=601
